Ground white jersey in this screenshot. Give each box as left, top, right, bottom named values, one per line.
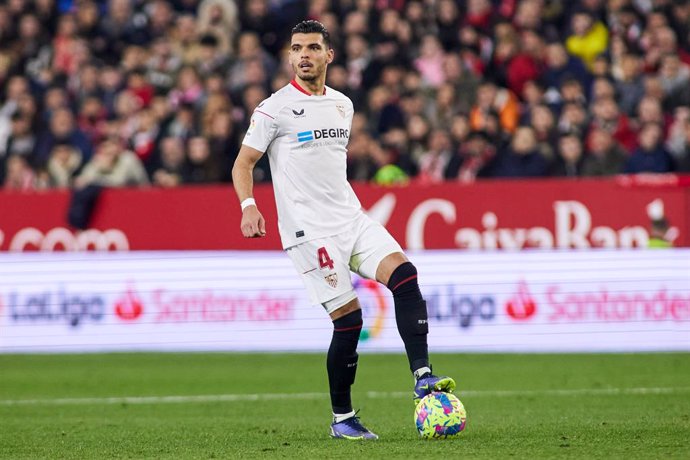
left=242, top=80, right=362, bottom=249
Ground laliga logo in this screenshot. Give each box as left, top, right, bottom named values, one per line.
left=114, top=284, right=144, bottom=321
left=353, top=277, right=388, bottom=341
left=506, top=281, right=537, bottom=320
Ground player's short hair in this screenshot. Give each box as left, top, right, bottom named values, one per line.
left=291, top=20, right=331, bottom=49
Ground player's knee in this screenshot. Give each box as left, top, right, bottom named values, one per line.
left=387, top=262, right=420, bottom=296
left=331, top=307, right=363, bottom=349
left=332, top=308, right=363, bottom=333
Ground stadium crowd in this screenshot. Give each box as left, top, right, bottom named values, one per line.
left=1, top=0, right=690, bottom=191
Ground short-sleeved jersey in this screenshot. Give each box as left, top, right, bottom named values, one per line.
left=242, top=80, right=361, bottom=249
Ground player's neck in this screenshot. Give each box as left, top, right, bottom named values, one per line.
left=292, top=76, right=326, bottom=96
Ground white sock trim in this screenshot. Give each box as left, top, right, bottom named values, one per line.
left=413, top=366, right=432, bottom=381
left=333, top=410, right=356, bottom=423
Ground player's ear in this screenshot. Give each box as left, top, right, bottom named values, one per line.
left=327, top=48, right=335, bottom=64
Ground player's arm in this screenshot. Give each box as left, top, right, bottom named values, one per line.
left=232, top=145, right=267, bottom=238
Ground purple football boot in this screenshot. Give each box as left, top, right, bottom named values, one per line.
left=330, top=413, right=379, bottom=440
left=414, top=373, right=456, bottom=406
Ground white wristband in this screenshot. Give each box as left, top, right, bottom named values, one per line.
left=240, top=197, right=256, bottom=211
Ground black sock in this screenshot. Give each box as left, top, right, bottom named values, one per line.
left=327, top=309, right=362, bottom=415
left=388, top=262, right=429, bottom=373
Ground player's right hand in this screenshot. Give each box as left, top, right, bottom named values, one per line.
left=240, top=206, right=266, bottom=238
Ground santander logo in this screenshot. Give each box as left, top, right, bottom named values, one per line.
left=115, top=284, right=144, bottom=321
left=506, top=281, right=537, bottom=320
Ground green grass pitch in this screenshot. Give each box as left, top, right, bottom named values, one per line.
left=1, top=353, right=688, bottom=459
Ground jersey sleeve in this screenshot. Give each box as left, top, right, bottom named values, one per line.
left=242, top=105, right=278, bottom=153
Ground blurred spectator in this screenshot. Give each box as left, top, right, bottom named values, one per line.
left=446, top=129, right=495, bottom=183
left=614, top=52, right=645, bottom=116
left=658, top=52, right=690, bottom=110
left=169, top=65, right=204, bottom=109
left=99, top=0, right=150, bottom=63
left=151, top=136, right=186, bottom=187
left=558, top=102, right=589, bottom=136
left=4, top=112, right=36, bottom=161
left=34, top=107, right=92, bottom=167
left=532, top=104, right=559, bottom=154
left=565, top=9, right=609, bottom=70
left=145, top=0, right=175, bottom=41
left=52, top=13, right=87, bottom=77
left=582, top=126, right=627, bottom=176
left=666, top=107, right=690, bottom=171
left=171, top=14, right=200, bottom=65
left=417, top=129, right=455, bottom=183
left=551, top=132, right=585, bottom=177
left=126, top=67, right=155, bottom=109
left=347, top=132, right=382, bottom=182
left=0, top=0, right=688, bottom=192
left=99, top=66, right=125, bottom=117
left=635, top=95, right=670, bottom=135
left=162, top=102, right=196, bottom=140
left=194, top=34, right=232, bottom=78
left=146, top=36, right=183, bottom=92
left=196, top=0, right=239, bottom=57
left=75, top=138, right=149, bottom=188
left=504, top=29, right=544, bottom=96
left=591, top=77, right=616, bottom=103
left=75, top=1, right=104, bottom=52
left=560, top=77, right=588, bottom=106
left=77, top=95, right=108, bottom=146
left=184, top=136, right=224, bottom=183
left=71, top=62, right=103, bottom=108
left=206, top=109, right=239, bottom=181
left=240, top=0, right=282, bottom=56
left=46, top=142, right=82, bottom=188
left=491, top=126, right=550, bottom=178
left=381, top=128, right=418, bottom=177
left=623, top=122, right=675, bottom=173
left=367, top=85, right=405, bottom=136
left=3, top=155, right=37, bottom=191
left=228, top=31, right=276, bottom=94
left=589, top=96, right=637, bottom=152
left=414, top=34, right=446, bottom=88
left=128, top=108, right=160, bottom=165
left=470, top=79, right=519, bottom=134
left=441, top=53, right=479, bottom=114
left=436, top=0, right=461, bottom=51
left=405, top=113, right=431, bottom=163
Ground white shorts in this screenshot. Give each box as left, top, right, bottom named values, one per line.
left=286, top=212, right=403, bottom=314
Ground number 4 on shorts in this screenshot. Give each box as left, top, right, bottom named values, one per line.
left=317, top=247, right=335, bottom=270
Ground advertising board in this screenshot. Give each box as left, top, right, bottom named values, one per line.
left=1, top=250, right=687, bottom=353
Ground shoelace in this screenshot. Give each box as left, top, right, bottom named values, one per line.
left=344, top=416, right=367, bottom=431
left=339, top=410, right=367, bottom=430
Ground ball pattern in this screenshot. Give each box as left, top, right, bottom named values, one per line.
left=414, top=392, right=467, bottom=439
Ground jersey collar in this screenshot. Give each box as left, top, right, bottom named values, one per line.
left=291, top=79, right=327, bottom=96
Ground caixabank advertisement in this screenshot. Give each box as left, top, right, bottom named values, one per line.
left=1, top=177, right=689, bottom=251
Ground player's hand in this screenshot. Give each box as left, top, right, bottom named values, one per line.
left=240, top=206, right=266, bottom=238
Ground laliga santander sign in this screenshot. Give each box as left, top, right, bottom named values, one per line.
left=367, top=194, right=666, bottom=250
left=0, top=227, right=129, bottom=251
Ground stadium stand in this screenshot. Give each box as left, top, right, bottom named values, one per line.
left=1, top=0, right=690, bottom=191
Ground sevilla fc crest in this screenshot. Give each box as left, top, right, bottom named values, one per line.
left=335, top=103, right=346, bottom=118
left=325, top=273, right=338, bottom=288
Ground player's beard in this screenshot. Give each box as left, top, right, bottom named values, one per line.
left=295, top=63, right=324, bottom=82
left=299, top=72, right=317, bottom=81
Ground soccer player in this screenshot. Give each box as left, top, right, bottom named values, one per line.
left=232, top=20, right=455, bottom=440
